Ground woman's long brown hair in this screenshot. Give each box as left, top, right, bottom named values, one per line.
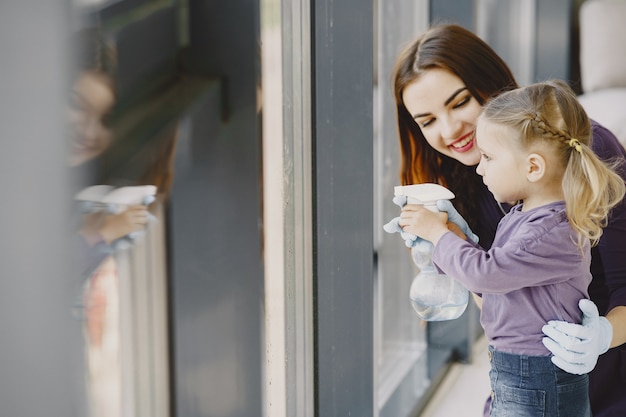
left=392, top=24, right=518, bottom=227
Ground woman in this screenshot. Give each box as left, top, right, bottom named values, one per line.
left=389, top=24, right=626, bottom=416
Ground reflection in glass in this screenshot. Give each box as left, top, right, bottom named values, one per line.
left=69, top=27, right=172, bottom=417
left=83, top=256, right=121, bottom=417
left=69, top=28, right=124, bottom=417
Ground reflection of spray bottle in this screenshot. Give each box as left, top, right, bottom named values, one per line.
left=394, top=183, right=469, bottom=321
left=75, top=185, right=158, bottom=250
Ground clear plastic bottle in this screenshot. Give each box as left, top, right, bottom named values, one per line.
left=409, top=242, right=468, bottom=321
left=395, top=183, right=469, bottom=321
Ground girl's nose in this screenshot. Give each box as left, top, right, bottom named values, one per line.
left=476, top=160, right=484, bottom=176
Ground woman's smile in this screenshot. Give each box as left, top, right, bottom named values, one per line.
left=450, top=131, right=475, bottom=152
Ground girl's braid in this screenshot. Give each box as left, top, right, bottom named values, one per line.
left=529, top=112, right=570, bottom=144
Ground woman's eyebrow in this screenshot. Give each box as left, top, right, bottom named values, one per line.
left=444, top=87, right=468, bottom=106
left=411, top=87, right=469, bottom=119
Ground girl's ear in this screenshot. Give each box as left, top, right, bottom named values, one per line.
left=526, top=153, right=546, bottom=182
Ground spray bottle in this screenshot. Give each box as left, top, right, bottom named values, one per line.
left=394, top=183, right=469, bottom=321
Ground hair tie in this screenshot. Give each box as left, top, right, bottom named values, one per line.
left=568, top=138, right=582, bottom=153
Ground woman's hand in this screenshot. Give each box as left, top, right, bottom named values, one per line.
left=436, top=199, right=479, bottom=243
left=541, top=299, right=613, bottom=375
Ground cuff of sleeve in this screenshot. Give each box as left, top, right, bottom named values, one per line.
left=599, top=316, right=613, bottom=354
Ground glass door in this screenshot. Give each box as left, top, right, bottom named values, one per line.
left=373, top=1, right=432, bottom=416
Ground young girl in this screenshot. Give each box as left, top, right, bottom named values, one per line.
left=399, top=80, right=625, bottom=417
left=387, top=24, right=626, bottom=416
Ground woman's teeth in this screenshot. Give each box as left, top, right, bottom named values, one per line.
left=452, top=135, right=472, bottom=149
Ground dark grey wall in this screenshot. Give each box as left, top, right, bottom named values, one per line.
left=535, top=0, right=573, bottom=82
left=169, top=1, right=264, bottom=416
left=0, top=1, right=83, bottom=416
left=313, top=0, right=375, bottom=416
left=430, top=0, right=475, bottom=30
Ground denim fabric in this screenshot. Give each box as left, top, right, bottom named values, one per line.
left=488, top=346, right=591, bottom=417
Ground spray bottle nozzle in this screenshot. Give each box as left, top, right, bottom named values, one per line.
left=394, top=183, right=455, bottom=211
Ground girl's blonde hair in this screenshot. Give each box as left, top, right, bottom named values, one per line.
left=481, top=79, right=626, bottom=247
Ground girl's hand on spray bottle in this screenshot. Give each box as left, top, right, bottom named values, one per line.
left=399, top=205, right=449, bottom=245
left=79, top=204, right=149, bottom=246
left=383, top=196, right=479, bottom=247
left=97, top=204, right=150, bottom=244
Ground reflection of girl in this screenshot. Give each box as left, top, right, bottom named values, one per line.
left=68, top=66, right=114, bottom=168
left=69, top=29, right=149, bottom=277
left=401, top=80, right=625, bottom=417
left=70, top=28, right=179, bottom=417
left=389, top=24, right=626, bottom=416
left=82, top=256, right=120, bottom=417
left=69, top=28, right=148, bottom=417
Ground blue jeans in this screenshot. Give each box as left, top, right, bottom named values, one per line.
left=488, top=346, right=590, bottom=417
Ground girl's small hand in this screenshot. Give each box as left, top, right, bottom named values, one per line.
left=99, top=205, right=149, bottom=244
left=398, top=204, right=449, bottom=245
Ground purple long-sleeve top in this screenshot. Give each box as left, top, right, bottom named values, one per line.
left=473, top=121, right=626, bottom=315
left=471, top=121, right=626, bottom=415
left=433, top=201, right=590, bottom=355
